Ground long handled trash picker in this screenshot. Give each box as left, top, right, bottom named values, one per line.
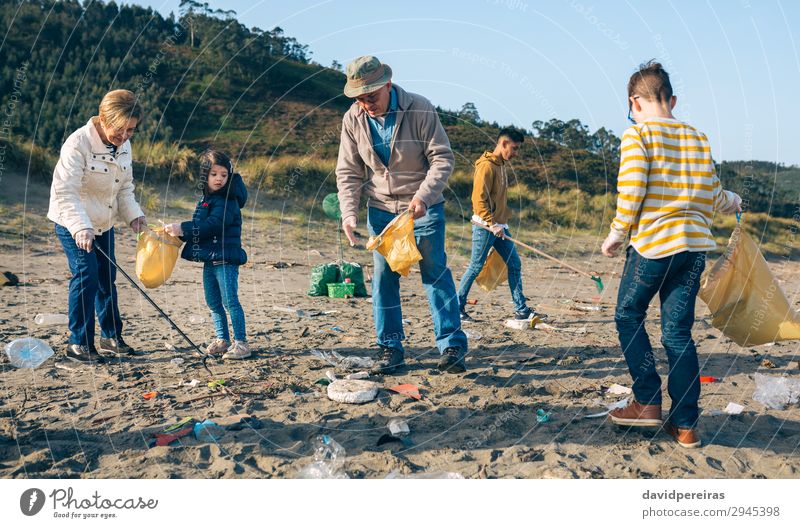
left=471, top=220, right=605, bottom=293
left=94, top=245, right=214, bottom=375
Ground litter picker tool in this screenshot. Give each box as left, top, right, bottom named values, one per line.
left=471, top=220, right=604, bottom=293
left=94, top=245, right=214, bottom=375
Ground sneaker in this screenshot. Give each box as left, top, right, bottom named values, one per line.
left=98, top=337, right=138, bottom=356
left=664, top=421, right=702, bottom=448
left=64, top=344, right=105, bottom=364
left=205, top=339, right=230, bottom=356
left=222, top=340, right=251, bottom=360
left=459, top=308, right=473, bottom=322
left=514, top=307, right=548, bottom=322
left=437, top=347, right=466, bottom=373
left=609, top=400, right=662, bottom=427
left=370, top=346, right=405, bottom=375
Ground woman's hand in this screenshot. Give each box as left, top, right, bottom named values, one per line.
left=164, top=223, right=183, bottom=237
left=130, top=216, right=146, bottom=234
left=74, top=229, right=95, bottom=252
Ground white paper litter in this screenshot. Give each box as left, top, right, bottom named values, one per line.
left=388, top=418, right=410, bottom=436
left=724, top=402, right=745, bottom=415
left=606, top=383, right=632, bottom=395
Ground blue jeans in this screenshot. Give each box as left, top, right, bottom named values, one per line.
left=367, top=203, right=467, bottom=355
left=203, top=262, right=246, bottom=341
left=615, top=246, right=706, bottom=428
left=457, top=225, right=527, bottom=312
left=55, top=223, right=123, bottom=347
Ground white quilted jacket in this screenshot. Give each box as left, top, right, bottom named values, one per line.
left=47, top=117, right=143, bottom=236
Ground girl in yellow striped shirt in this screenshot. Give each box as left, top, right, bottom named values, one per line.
left=602, top=61, right=741, bottom=449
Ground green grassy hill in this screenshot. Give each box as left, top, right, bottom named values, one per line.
left=1, top=0, right=796, bottom=252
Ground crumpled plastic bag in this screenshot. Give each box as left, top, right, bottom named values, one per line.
left=366, top=211, right=422, bottom=277
left=752, top=373, right=800, bottom=410
left=475, top=247, right=508, bottom=292
left=698, top=227, right=800, bottom=346
left=135, top=227, right=183, bottom=288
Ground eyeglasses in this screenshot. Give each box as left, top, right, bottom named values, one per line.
left=627, top=96, right=640, bottom=124
left=355, top=90, right=382, bottom=105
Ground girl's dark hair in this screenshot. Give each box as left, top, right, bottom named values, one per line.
left=200, top=149, right=233, bottom=195
left=628, top=60, right=673, bottom=104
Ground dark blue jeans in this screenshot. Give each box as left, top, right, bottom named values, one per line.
left=615, top=246, right=706, bottom=428
left=203, top=262, right=246, bottom=342
left=55, top=223, right=123, bottom=348
left=367, top=203, right=467, bottom=355
left=456, top=225, right=526, bottom=312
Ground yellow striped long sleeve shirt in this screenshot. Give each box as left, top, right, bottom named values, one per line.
left=608, top=118, right=739, bottom=258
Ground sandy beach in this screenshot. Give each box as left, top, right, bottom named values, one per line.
left=2, top=172, right=799, bottom=479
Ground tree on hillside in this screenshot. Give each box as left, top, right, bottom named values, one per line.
left=459, top=102, right=481, bottom=124
left=532, top=118, right=619, bottom=159
left=179, top=0, right=236, bottom=47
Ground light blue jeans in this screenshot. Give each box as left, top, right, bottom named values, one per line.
left=203, top=262, right=246, bottom=342
left=457, top=225, right=527, bottom=312
left=367, top=203, right=467, bottom=355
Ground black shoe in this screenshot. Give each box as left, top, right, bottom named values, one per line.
left=64, top=344, right=105, bottom=364
left=459, top=308, right=473, bottom=322
left=371, top=346, right=405, bottom=375
left=514, top=307, right=548, bottom=322
left=98, top=337, right=138, bottom=356
left=437, top=347, right=466, bottom=373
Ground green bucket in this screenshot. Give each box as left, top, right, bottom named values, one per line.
left=327, top=282, right=355, bottom=298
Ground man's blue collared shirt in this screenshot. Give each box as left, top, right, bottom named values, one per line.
left=366, top=87, right=397, bottom=166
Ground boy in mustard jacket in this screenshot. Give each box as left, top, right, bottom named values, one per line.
left=457, top=128, right=542, bottom=321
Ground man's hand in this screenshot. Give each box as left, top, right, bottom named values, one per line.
left=601, top=235, right=623, bottom=258
left=74, top=228, right=95, bottom=252
left=490, top=224, right=505, bottom=237
left=164, top=223, right=183, bottom=237
left=342, top=216, right=357, bottom=246
left=408, top=197, right=427, bottom=220
left=130, top=216, right=146, bottom=235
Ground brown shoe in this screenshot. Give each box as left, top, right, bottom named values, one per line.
left=664, top=421, right=701, bottom=448
left=609, top=400, right=662, bottom=427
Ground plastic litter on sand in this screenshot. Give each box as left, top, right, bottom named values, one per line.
left=5, top=338, right=54, bottom=369
left=296, top=435, right=348, bottom=479
left=753, top=373, right=800, bottom=410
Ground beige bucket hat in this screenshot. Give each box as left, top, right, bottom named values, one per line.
left=343, top=55, right=393, bottom=98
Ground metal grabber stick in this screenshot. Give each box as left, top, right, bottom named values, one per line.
left=94, top=245, right=214, bottom=375
left=471, top=220, right=605, bottom=293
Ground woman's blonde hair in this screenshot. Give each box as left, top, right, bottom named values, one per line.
left=98, top=89, right=143, bottom=129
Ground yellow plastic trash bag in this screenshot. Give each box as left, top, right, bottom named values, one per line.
left=135, top=227, right=183, bottom=288
left=366, top=211, right=422, bottom=277
left=699, top=227, right=800, bottom=346
left=475, top=248, right=508, bottom=292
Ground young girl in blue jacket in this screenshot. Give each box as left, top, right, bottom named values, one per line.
left=165, top=150, right=250, bottom=360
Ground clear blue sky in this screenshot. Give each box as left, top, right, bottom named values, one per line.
left=136, top=0, right=800, bottom=164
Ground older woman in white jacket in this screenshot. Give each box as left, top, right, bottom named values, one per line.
left=48, top=89, right=146, bottom=363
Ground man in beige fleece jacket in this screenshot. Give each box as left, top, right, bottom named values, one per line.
left=336, top=55, right=468, bottom=374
